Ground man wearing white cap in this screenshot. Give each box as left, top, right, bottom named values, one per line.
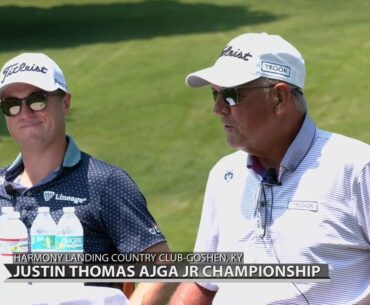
left=0, top=53, right=173, bottom=303
left=170, top=33, right=370, bottom=304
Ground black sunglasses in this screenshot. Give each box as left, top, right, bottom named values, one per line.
left=0, top=91, right=64, bottom=117
left=211, top=85, right=275, bottom=106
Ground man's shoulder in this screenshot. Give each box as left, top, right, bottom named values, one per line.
left=318, top=129, right=368, bottom=146
left=79, top=151, right=134, bottom=182
left=316, top=129, right=370, bottom=167
left=80, top=151, right=118, bottom=170
left=210, top=150, right=248, bottom=175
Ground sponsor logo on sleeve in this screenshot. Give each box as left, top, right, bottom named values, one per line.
left=149, top=225, right=161, bottom=235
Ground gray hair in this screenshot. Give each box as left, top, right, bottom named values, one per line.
left=259, top=78, right=307, bottom=113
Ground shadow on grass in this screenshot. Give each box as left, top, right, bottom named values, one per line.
left=0, top=1, right=282, bottom=51
left=0, top=1, right=282, bottom=136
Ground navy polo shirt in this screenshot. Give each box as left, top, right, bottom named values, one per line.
left=0, top=136, right=166, bottom=254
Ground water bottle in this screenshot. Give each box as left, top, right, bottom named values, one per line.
left=55, top=207, right=83, bottom=252
left=0, top=206, right=15, bottom=234
left=0, top=211, right=28, bottom=256
left=0, top=206, right=14, bottom=220
left=54, top=207, right=84, bottom=288
left=31, top=207, right=57, bottom=252
left=0, top=206, right=15, bottom=258
left=0, top=211, right=28, bottom=284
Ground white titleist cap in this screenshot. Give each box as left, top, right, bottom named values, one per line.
left=186, top=33, right=306, bottom=89
left=0, top=52, right=68, bottom=96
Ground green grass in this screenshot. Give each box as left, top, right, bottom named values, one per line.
left=0, top=0, right=369, bottom=251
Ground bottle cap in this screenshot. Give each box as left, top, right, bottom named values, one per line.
left=1, top=206, right=14, bottom=214
left=38, top=206, right=50, bottom=212
left=8, top=211, right=20, bottom=219
left=62, top=207, right=75, bottom=213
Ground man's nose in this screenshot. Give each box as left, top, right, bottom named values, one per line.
left=18, top=101, right=35, bottom=117
left=213, top=94, right=230, bottom=116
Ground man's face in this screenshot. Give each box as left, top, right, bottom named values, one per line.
left=1, top=83, right=70, bottom=149
left=212, top=81, right=277, bottom=156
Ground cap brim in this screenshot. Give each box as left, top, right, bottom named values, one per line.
left=186, top=62, right=260, bottom=88
left=0, top=80, right=67, bottom=97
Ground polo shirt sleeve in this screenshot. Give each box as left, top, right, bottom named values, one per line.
left=100, top=168, right=166, bottom=253
left=194, top=167, right=220, bottom=292
left=194, top=172, right=219, bottom=253
left=354, top=163, right=370, bottom=242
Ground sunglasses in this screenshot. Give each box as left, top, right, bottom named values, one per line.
left=211, top=85, right=275, bottom=106
left=0, top=91, right=64, bottom=117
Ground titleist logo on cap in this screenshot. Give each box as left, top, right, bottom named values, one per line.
left=1, top=62, right=48, bottom=83
left=219, top=45, right=253, bottom=61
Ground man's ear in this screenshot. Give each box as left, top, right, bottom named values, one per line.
left=273, top=83, right=290, bottom=114
left=63, top=93, right=72, bottom=115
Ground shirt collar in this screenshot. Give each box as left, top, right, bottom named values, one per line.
left=247, top=114, right=316, bottom=174
left=6, top=135, right=81, bottom=178
left=280, top=114, right=316, bottom=172
left=62, top=136, right=81, bottom=167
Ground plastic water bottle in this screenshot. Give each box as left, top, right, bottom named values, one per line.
left=55, top=207, right=84, bottom=288
left=0, top=206, right=14, bottom=220
left=31, top=207, right=57, bottom=252
left=0, top=211, right=28, bottom=284
left=55, top=207, right=83, bottom=252
left=0, top=206, right=15, bottom=258
left=0, top=206, right=15, bottom=233
left=0, top=211, right=28, bottom=256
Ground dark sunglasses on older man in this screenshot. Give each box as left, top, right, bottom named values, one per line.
left=212, top=84, right=303, bottom=106
left=0, top=91, right=64, bottom=117
left=211, top=85, right=275, bottom=106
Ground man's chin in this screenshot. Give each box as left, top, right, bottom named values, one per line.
left=226, top=137, right=241, bottom=150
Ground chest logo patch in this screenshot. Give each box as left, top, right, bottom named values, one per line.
left=224, top=170, right=234, bottom=182
left=43, top=190, right=87, bottom=204
left=288, top=200, right=318, bottom=212
left=43, top=191, right=55, bottom=202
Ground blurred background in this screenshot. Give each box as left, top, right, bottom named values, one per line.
left=0, top=0, right=369, bottom=251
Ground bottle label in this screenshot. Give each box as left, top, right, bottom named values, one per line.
left=31, top=235, right=55, bottom=251
left=0, top=238, right=28, bottom=256
left=55, top=236, right=83, bottom=252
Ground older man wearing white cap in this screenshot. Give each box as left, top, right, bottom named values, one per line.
left=0, top=52, right=174, bottom=303
left=170, top=33, right=370, bottom=304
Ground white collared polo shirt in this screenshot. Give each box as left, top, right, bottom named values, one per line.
left=195, top=116, right=370, bottom=304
